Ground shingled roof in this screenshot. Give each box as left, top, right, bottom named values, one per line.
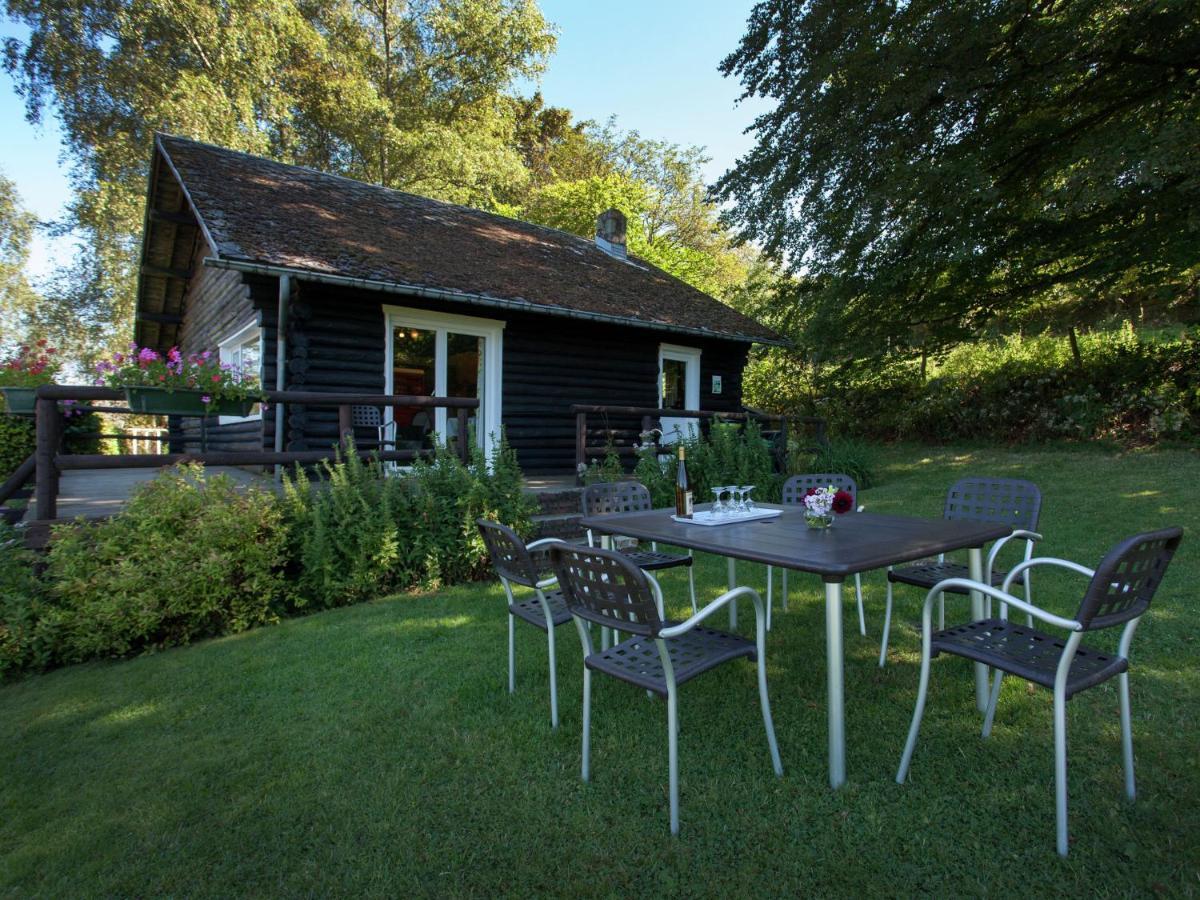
left=135, top=134, right=782, bottom=347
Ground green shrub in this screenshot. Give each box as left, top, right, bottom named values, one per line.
left=806, top=437, right=879, bottom=488
left=282, top=433, right=537, bottom=609
left=634, top=419, right=783, bottom=506
left=747, top=326, right=1200, bottom=445
left=0, top=415, right=35, bottom=482
left=45, top=463, right=289, bottom=661
left=0, top=523, right=64, bottom=679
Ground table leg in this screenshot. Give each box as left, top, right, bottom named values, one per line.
left=727, top=556, right=737, bottom=630
left=968, top=546, right=989, bottom=712
left=825, top=578, right=846, bottom=788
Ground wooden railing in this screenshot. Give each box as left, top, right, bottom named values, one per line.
left=30, top=385, right=480, bottom=522
left=570, top=404, right=826, bottom=484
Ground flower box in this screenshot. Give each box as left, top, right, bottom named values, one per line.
left=124, top=387, right=256, bottom=417
left=0, top=387, right=38, bottom=415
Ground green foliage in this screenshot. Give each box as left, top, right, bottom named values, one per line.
left=749, top=327, right=1200, bottom=446
left=0, top=522, right=59, bottom=678
left=0, top=171, right=39, bottom=346
left=0, top=414, right=34, bottom=483
left=634, top=420, right=782, bottom=507
left=282, top=435, right=536, bottom=609
left=45, top=464, right=289, bottom=662
left=581, top=443, right=625, bottom=486
left=718, top=1, right=1200, bottom=361
left=805, top=438, right=879, bottom=490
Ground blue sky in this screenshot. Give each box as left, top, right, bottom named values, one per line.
left=0, top=0, right=769, bottom=276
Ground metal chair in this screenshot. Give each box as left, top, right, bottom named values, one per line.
left=879, top=476, right=1043, bottom=667
left=581, top=481, right=696, bottom=614
left=548, top=542, right=783, bottom=835
left=476, top=519, right=570, bottom=729
left=896, top=526, right=1183, bottom=856
left=351, top=405, right=396, bottom=451
left=768, top=473, right=866, bottom=633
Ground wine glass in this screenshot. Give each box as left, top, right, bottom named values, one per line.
left=741, top=485, right=756, bottom=513
left=710, top=486, right=725, bottom=519
left=730, top=485, right=746, bottom=515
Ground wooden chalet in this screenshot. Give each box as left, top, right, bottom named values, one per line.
left=134, top=134, right=783, bottom=474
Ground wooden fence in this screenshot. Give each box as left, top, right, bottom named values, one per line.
left=27, top=385, right=480, bottom=523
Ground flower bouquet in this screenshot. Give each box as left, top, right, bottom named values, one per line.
left=95, top=344, right=263, bottom=416
left=0, top=340, right=60, bottom=414
left=802, top=485, right=854, bottom=529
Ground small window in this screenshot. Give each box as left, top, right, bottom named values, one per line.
left=218, top=321, right=263, bottom=424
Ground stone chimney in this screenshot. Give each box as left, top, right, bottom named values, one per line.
left=595, top=208, right=627, bottom=260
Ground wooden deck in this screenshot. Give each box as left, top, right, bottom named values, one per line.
left=27, top=466, right=274, bottom=521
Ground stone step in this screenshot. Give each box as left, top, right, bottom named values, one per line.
left=530, top=512, right=585, bottom=542
left=531, top=487, right=585, bottom=516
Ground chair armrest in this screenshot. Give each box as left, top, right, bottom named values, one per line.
left=527, top=538, right=566, bottom=589
left=658, top=586, right=762, bottom=639
left=924, top=577, right=1082, bottom=632
left=1001, top=556, right=1095, bottom=594
left=985, top=530, right=1043, bottom=583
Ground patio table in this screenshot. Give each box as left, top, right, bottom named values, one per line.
left=579, top=503, right=1012, bottom=788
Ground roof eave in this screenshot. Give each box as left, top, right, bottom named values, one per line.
left=202, top=256, right=789, bottom=346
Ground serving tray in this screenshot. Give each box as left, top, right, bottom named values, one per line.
left=671, top=508, right=782, bottom=526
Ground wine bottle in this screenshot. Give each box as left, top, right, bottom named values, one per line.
left=675, top=446, right=693, bottom=518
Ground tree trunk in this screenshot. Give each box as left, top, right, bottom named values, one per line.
left=1067, top=326, right=1083, bottom=370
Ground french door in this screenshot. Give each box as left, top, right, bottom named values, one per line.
left=383, top=305, right=504, bottom=460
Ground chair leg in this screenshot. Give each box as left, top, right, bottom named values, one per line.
left=1119, top=671, right=1136, bottom=801
left=878, top=574, right=894, bottom=667
left=766, top=565, right=773, bottom=632
left=938, top=591, right=945, bottom=631
left=982, top=671, right=1004, bottom=738
left=756, top=641, right=784, bottom=776
left=546, top=623, right=559, bottom=730
left=667, top=681, right=680, bottom=836
left=581, top=667, right=592, bottom=782
left=854, top=573, right=866, bottom=636
left=508, top=613, right=516, bottom=693
left=895, top=626, right=934, bottom=783
left=687, top=557, right=697, bottom=615
left=1024, top=578, right=1035, bottom=629
left=1054, top=685, right=1070, bottom=856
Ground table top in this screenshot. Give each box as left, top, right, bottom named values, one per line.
left=580, top=504, right=1012, bottom=580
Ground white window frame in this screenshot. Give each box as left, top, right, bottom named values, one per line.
left=658, top=343, right=701, bottom=443
left=217, top=319, right=263, bottom=425
left=382, top=304, right=504, bottom=461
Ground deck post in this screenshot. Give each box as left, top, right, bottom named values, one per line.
left=338, top=404, right=353, bottom=452
left=34, top=394, right=62, bottom=521
left=456, top=408, right=470, bottom=464
left=778, top=415, right=789, bottom=471
left=575, top=411, right=587, bottom=484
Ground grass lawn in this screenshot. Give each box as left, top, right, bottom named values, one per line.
left=1, top=443, right=1197, bottom=896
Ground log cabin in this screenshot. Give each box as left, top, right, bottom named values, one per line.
left=133, top=134, right=783, bottom=475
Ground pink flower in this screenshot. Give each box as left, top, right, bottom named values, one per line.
left=167, top=347, right=182, bottom=364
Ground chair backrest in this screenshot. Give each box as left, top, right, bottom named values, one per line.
left=782, top=473, right=858, bottom=507
left=549, top=543, right=663, bottom=637
left=352, top=405, right=382, bottom=428
left=476, top=519, right=539, bottom=589
left=581, top=481, right=654, bottom=517
left=943, top=477, right=1042, bottom=531
left=1075, top=527, right=1182, bottom=631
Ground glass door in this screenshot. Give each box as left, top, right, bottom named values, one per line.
left=384, top=306, right=503, bottom=460
left=659, top=344, right=701, bottom=443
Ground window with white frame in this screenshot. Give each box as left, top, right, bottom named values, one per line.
left=218, top=320, right=263, bottom=423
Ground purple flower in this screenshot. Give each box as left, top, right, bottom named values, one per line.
left=138, top=347, right=159, bottom=363
left=201, top=394, right=212, bottom=405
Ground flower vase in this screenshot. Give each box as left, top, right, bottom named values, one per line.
left=804, top=512, right=834, bottom=529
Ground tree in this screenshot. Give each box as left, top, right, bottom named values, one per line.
left=2, top=0, right=555, bottom=362
left=0, top=170, right=40, bottom=349
left=716, top=0, right=1200, bottom=360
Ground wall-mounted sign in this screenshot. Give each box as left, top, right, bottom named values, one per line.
left=711, top=374, right=723, bottom=394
